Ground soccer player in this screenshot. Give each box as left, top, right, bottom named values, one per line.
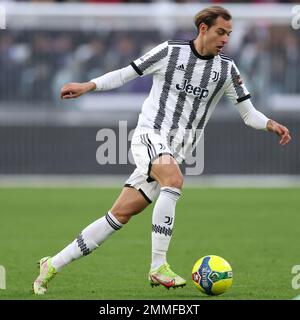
left=33, top=6, right=291, bottom=294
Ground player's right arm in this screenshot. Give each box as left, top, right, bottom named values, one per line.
left=61, top=65, right=138, bottom=99
left=61, top=41, right=168, bottom=100
left=61, top=82, right=96, bottom=99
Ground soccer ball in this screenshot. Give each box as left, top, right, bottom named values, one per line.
left=192, top=255, right=233, bottom=296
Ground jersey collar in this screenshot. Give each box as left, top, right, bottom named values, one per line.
left=189, top=40, right=215, bottom=60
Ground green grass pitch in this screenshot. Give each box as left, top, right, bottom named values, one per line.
left=0, top=187, right=299, bottom=300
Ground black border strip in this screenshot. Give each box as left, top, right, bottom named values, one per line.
left=0, top=300, right=296, bottom=318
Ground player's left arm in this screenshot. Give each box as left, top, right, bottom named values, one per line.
left=265, top=119, right=291, bottom=146
left=236, top=99, right=291, bottom=146
left=225, top=62, right=291, bottom=145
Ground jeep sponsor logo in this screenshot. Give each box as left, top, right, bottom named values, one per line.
left=176, top=79, right=209, bottom=99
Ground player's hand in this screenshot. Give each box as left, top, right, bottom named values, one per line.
left=60, top=82, right=96, bottom=99
left=267, top=120, right=291, bottom=145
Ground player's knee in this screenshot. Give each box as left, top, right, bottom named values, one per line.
left=162, top=174, right=184, bottom=189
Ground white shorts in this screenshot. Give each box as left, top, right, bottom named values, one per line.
left=124, top=132, right=174, bottom=203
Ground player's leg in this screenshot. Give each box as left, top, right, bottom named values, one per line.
left=110, top=185, right=150, bottom=224
left=148, top=154, right=186, bottom=288
left=51, top=186, right=149, bottom=270
left=150, top=154, right=183, bottom=269
left=33, top=186, right=149, bottom=295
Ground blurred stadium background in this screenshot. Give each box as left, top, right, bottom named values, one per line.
left=0, top=1, right=300, bottom=301
left=0, top=1, right=299, bottom=186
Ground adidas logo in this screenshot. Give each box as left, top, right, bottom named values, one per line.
left=176, top=64, right=185, bottom=71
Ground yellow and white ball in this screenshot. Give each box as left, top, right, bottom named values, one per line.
left=192, top=255, right=233, bottom=296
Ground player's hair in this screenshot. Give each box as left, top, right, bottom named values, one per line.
left=194, top=6, right=232, bottom=30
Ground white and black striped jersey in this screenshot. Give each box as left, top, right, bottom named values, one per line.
left=130, top=40, right=251, bottom=161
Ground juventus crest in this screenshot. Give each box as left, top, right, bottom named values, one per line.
left=212, top=71, right=220, bottom=82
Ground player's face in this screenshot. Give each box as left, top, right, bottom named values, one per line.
left=202, top=17, right=232, bottom=55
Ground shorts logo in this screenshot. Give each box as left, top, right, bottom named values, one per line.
left=158, top=143, right=166, bottom=151
left=176, top=78, right=209, bottom=100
